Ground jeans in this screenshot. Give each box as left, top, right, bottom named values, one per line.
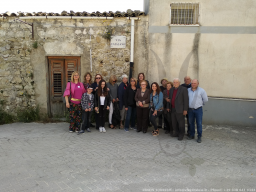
left=109, top=102, right=113, bottom=124
left=188, top=107, right=203, bottom=137
left=81, top=111, right=92, bottom=131
left=150, top=110, right=163, bottom=130
left=124, top=106, right=137, bottom=129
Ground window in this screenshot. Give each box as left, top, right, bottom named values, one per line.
left=170, top=3, right=199, bottom=25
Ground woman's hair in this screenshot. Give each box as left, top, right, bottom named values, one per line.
left=109, top=75, right=117, bottom=85
left=71, top=71, right=80, bottom=83
left=140, top=80, right=148, bottom=86
left=150, top=82, right=161, bottom=95
left=166, top=81, right=173, bottom=87
left=84, top=72, right=92, bottom=85
left=94, top=74, right=103, bottom=83
left=137, top=73, right=145, bottom=81
left=98, top=80, right=108, bottom=97
left=130, top=77, right=137, bottom=86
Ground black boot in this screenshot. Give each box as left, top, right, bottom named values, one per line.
left=197, top=136, right=202, bottom=143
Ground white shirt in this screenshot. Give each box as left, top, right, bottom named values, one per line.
left=100, top=96, right=105, bottom=105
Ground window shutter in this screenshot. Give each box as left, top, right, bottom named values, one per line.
left=50, top=60, right=64, bottom=97
left=65, top=59, right=78, bottom=85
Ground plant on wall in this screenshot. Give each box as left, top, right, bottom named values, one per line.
left=32, top=41, right=38, bottom=49
left=101, top=26, right=114, bottom=41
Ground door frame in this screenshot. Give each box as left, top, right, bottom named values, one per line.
left=47, top=56, right=81, bottom=117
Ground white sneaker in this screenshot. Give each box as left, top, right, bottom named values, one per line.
left=102, top=127, right=106, bottom=132
left=99, top=127, right=103, bottom=133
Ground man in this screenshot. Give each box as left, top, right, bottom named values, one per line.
left=181, top=76, right=191, bottom=136
left=187, top=79, right=208, bottom=143
left=167, top=78, right=188, bottom=140
left=181, top=76, right=191, bottom=89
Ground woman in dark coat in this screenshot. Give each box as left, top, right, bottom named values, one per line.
left=91, top=74, right=103, bottom=130
left=94, top=80, right=110, bottom=133
left=163, top=81, right=173, bottom=134
left=124, top=77, right=137, bottom=132
left=136, top=72, right=150, bottom=89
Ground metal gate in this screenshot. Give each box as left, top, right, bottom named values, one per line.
left=48, top=56, right=81, bottom=117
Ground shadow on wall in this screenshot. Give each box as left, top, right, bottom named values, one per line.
left=150, top=33, right=200, bottom=82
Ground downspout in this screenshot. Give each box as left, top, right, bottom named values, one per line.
left=127, top=17, right=140, bottom=82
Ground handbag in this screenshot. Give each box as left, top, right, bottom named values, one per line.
left=62, top=82, right=71, bottom=104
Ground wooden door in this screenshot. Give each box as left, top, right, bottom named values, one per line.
left=48, top=57, right=80, bottom=117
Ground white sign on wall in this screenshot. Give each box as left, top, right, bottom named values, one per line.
left=110, top=36, right=126, bottom=48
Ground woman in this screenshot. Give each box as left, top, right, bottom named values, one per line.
left=117, top=74, right=129, bottom=128
left=124, top=77, right=137, bottom=132
left=158, top=78, right=168, bottom=129
left=63, top=71, right=86, bottom=133
left=137, top=73, right=150, bottom=89
left=94, top=80, right=110, bottom=133
left=149, top=82, right=163, bottom=136
left=107, top=75, right=119, bottom=129
left=163, top=82, right=173, bottom=134
left=91, top=74, right=103, bottom=130
left=135, top=80, right=150, bottom=133
left=83, top=72, right=92, bottom=90
left=91, top=74, right=103, bottom=95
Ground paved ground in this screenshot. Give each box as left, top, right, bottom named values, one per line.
left=0, top=122, right=255, bottom=192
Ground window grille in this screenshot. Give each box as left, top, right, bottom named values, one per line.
left=53, top=72, right=62, bottom=95
left=170, top=3, right=199, bottom=25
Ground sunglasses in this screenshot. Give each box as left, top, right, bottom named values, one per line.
left=96, top=77, right=101, bottom=79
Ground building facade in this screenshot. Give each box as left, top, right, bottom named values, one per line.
left=0, top=0, right=256, bottom=126
left=144, top=0, right=256, bottom=126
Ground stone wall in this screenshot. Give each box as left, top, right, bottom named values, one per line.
left=0, top=19, right=36, bottom=113
left=0, top=16, right=149, bottom=114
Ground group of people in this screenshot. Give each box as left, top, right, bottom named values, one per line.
left=63, top=71, right=208, bottom=143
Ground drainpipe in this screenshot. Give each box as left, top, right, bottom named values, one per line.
left=127, top=17, right=140, bottom=82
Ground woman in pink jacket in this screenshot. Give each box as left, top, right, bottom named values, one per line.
left=63, top=71, right=86, bottom=132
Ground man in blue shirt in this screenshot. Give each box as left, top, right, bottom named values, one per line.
left=187, top=79, right=208, bottom=143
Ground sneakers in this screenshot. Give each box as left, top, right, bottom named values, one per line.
left=69, top=129, right=73, bottom=133
left=77, top=130, right=85, bottom=135
left=197, top=136, right=202, bottom=143
left=99, top=127, right=103, bottom=132
left=187, top=135, right=195, bottom=140
left=131, top=127, right=137, bottom=130
left=124, top=128, right=129, bottom=132
left=87, top=128, right=91, bottom=132
left=102, top=127, right=106, bottom=133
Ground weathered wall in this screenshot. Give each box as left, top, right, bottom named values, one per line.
left=0, top=19, right=35, bottom=113
left=0, top=16, right=148, bottom=114
left=146, top=0, right=256, bottom=100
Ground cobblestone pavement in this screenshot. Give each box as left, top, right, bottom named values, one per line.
left=0, top=122, right=255, bottom=192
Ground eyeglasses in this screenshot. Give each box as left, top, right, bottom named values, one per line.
left=131, top=80, right=135, bottom=82
left=96, top=77, right=101, bottom=79
left=141, top=84, right=146, bottom=86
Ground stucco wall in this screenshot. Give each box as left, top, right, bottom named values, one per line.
left=146, top=0, right=256, bottom=100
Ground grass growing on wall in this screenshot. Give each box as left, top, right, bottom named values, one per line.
left=0, top=100, right=15, bottom=125
left=17, top=105, right=41, bottom=123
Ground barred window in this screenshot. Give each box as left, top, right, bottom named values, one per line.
left=170, top=3, right=200, bottom=25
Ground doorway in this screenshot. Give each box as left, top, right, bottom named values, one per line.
left=48, top=56, right=81, bottom=117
